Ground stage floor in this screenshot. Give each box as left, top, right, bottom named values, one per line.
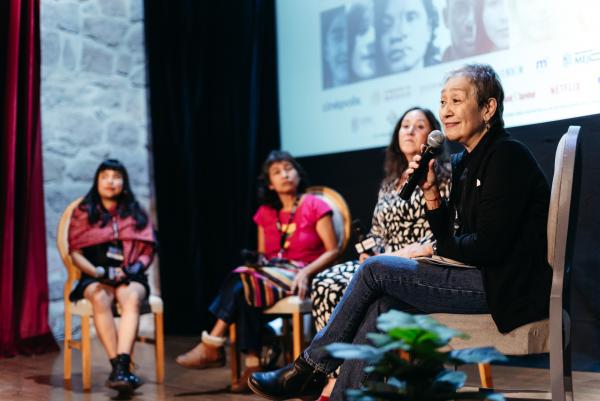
left=1, top=336, right=599, bottom=400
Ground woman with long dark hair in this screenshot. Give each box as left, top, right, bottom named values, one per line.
left=175, top=150, right=339, bottom=393
left=68, top=159, right=156, bottom=393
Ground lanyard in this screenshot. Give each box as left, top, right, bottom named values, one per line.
left=276, top=197, right=299, bottom=258
left=112, top=216, right=119, bottom=239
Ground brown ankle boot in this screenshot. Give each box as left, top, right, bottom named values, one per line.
left=176, top=341, right=225, bottom=369
left=231, top=366, right=262, bottom=393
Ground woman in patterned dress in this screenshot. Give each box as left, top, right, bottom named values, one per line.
left=175, top=150, right=339, bottom=393
left=310, top=107, right=450, bottom=400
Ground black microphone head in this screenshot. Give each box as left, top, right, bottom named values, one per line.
left=352, top=219, right=364, bottom=233
left=427, top=130, right=445, bottom=149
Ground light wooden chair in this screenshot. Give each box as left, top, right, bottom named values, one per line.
left=57, top=198, right=165, bottom=391
left=431, top=126, right=581, bottom=401
left=229, top=185, right=352, bottom=384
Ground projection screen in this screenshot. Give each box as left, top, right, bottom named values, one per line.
left=276, top=0, right=600, bottom=157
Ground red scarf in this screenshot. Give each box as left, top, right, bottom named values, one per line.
left=68, top=205, right=156, bottom=267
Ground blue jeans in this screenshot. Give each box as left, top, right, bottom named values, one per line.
left=209, top=273, right=264, bottom=352
left=303, top=255, right=489, bottom=399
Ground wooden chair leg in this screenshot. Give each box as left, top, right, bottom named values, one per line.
left=64, top=312, right=72, bottom=383
left=292, top=312, right=303, bottom=359
left=550, top=307, right=574, bottom=401
left=478, top=363, right=493, bottom=389
left=81, top=315, right=92, bottom=391
left=282, top=318, right=292, bottom=363
left=229, top=323, right=240, bottom=384
left=154, top=312, right=165, bottom=383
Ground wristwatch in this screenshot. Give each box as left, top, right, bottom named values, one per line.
left=95, top=266, right=106, bottom=278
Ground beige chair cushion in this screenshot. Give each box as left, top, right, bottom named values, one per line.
left=431, top=313, right=549, bottom=355
left=264, top=295, right=312, bottom=314
left=310, top=193, right=346, bottom=249
left=70, top=294, right=164, bottom=316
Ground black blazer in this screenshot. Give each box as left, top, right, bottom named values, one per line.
left=426, top=126, right=552, bottom=333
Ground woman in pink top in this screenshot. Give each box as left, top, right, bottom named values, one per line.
left=175, top=150, right=339, bottom=392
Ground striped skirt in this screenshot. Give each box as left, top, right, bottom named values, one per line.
left=234, top=261, right=304, bottom=308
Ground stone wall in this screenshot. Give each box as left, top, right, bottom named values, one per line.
left=40, top=0, right=154, bottom=339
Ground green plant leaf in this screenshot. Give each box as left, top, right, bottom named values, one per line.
left=414, top=315, right=467, bottom=342
left=367, top=332, right=395, bottom=347
left=386, top=377, right=406, bottom=390
left=377, top=310, right=419, bottom=332
left=433, top=370, right=466, bottom=390
left=345, top=388, right=377, bottom=401
left=380, top=340, right=411, bottom=353
left=388, top=327, right=430, bottom=344
left=448, top=347, right=508, bottom=364
left=325, top=343, right=383, bottom=363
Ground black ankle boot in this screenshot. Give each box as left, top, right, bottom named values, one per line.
left=106, top=354, right=134, bottom=393
left=127, top=369, right=142, bottom=390
left=248, top=355, right=328, bottom=400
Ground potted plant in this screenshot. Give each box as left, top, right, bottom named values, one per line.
left=326, top=310, right=506, bottom=401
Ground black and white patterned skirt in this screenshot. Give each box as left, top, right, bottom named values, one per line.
left=311, top=260, right=360, bottom=332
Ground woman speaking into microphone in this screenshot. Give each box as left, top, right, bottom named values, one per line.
left=249, top=64, right=552, bottom=400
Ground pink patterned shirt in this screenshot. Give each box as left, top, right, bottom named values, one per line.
left=253, top=194, right=332, bottom=264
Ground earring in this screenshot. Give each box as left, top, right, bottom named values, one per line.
left=484, top=120, right=491, bottom=131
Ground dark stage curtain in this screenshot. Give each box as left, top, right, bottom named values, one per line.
left=0, top=0, right=58, bottom=357
left=144, top=0, right=280, bottom=333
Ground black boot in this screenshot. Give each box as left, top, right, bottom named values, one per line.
left=126, top=369, right=143, bottom=390
left=106, top=354, right=134, bottom=393
left=248, top=355, right=328, bottom=400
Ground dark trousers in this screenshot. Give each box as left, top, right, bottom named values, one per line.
left=208, top=273, right=264, bottom=353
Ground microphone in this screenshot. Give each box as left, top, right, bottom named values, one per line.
left=399, top=130, right=445, bottom=201
left=352, top=219, right=377, bottom=255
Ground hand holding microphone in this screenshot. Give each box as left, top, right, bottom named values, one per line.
left=399, top=130, right=445, bottom=201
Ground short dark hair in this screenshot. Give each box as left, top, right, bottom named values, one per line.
left=257, top=150, right=309, bottom=209
left=383, top=107, right=441, bottom=184
left=80, top=159, right=148, bottom=229
left=447, top=63, right=505, bottom=128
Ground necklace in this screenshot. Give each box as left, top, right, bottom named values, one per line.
left=276, top=196, right=300, bottom=258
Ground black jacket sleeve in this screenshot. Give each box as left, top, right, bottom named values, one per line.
left=426, top=140, right=541, bottom=266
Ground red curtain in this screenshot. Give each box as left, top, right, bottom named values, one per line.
left=0, top=0, right=58, bottom=357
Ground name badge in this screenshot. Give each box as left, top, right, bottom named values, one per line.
left=106, top=245, right=124, bottom=261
